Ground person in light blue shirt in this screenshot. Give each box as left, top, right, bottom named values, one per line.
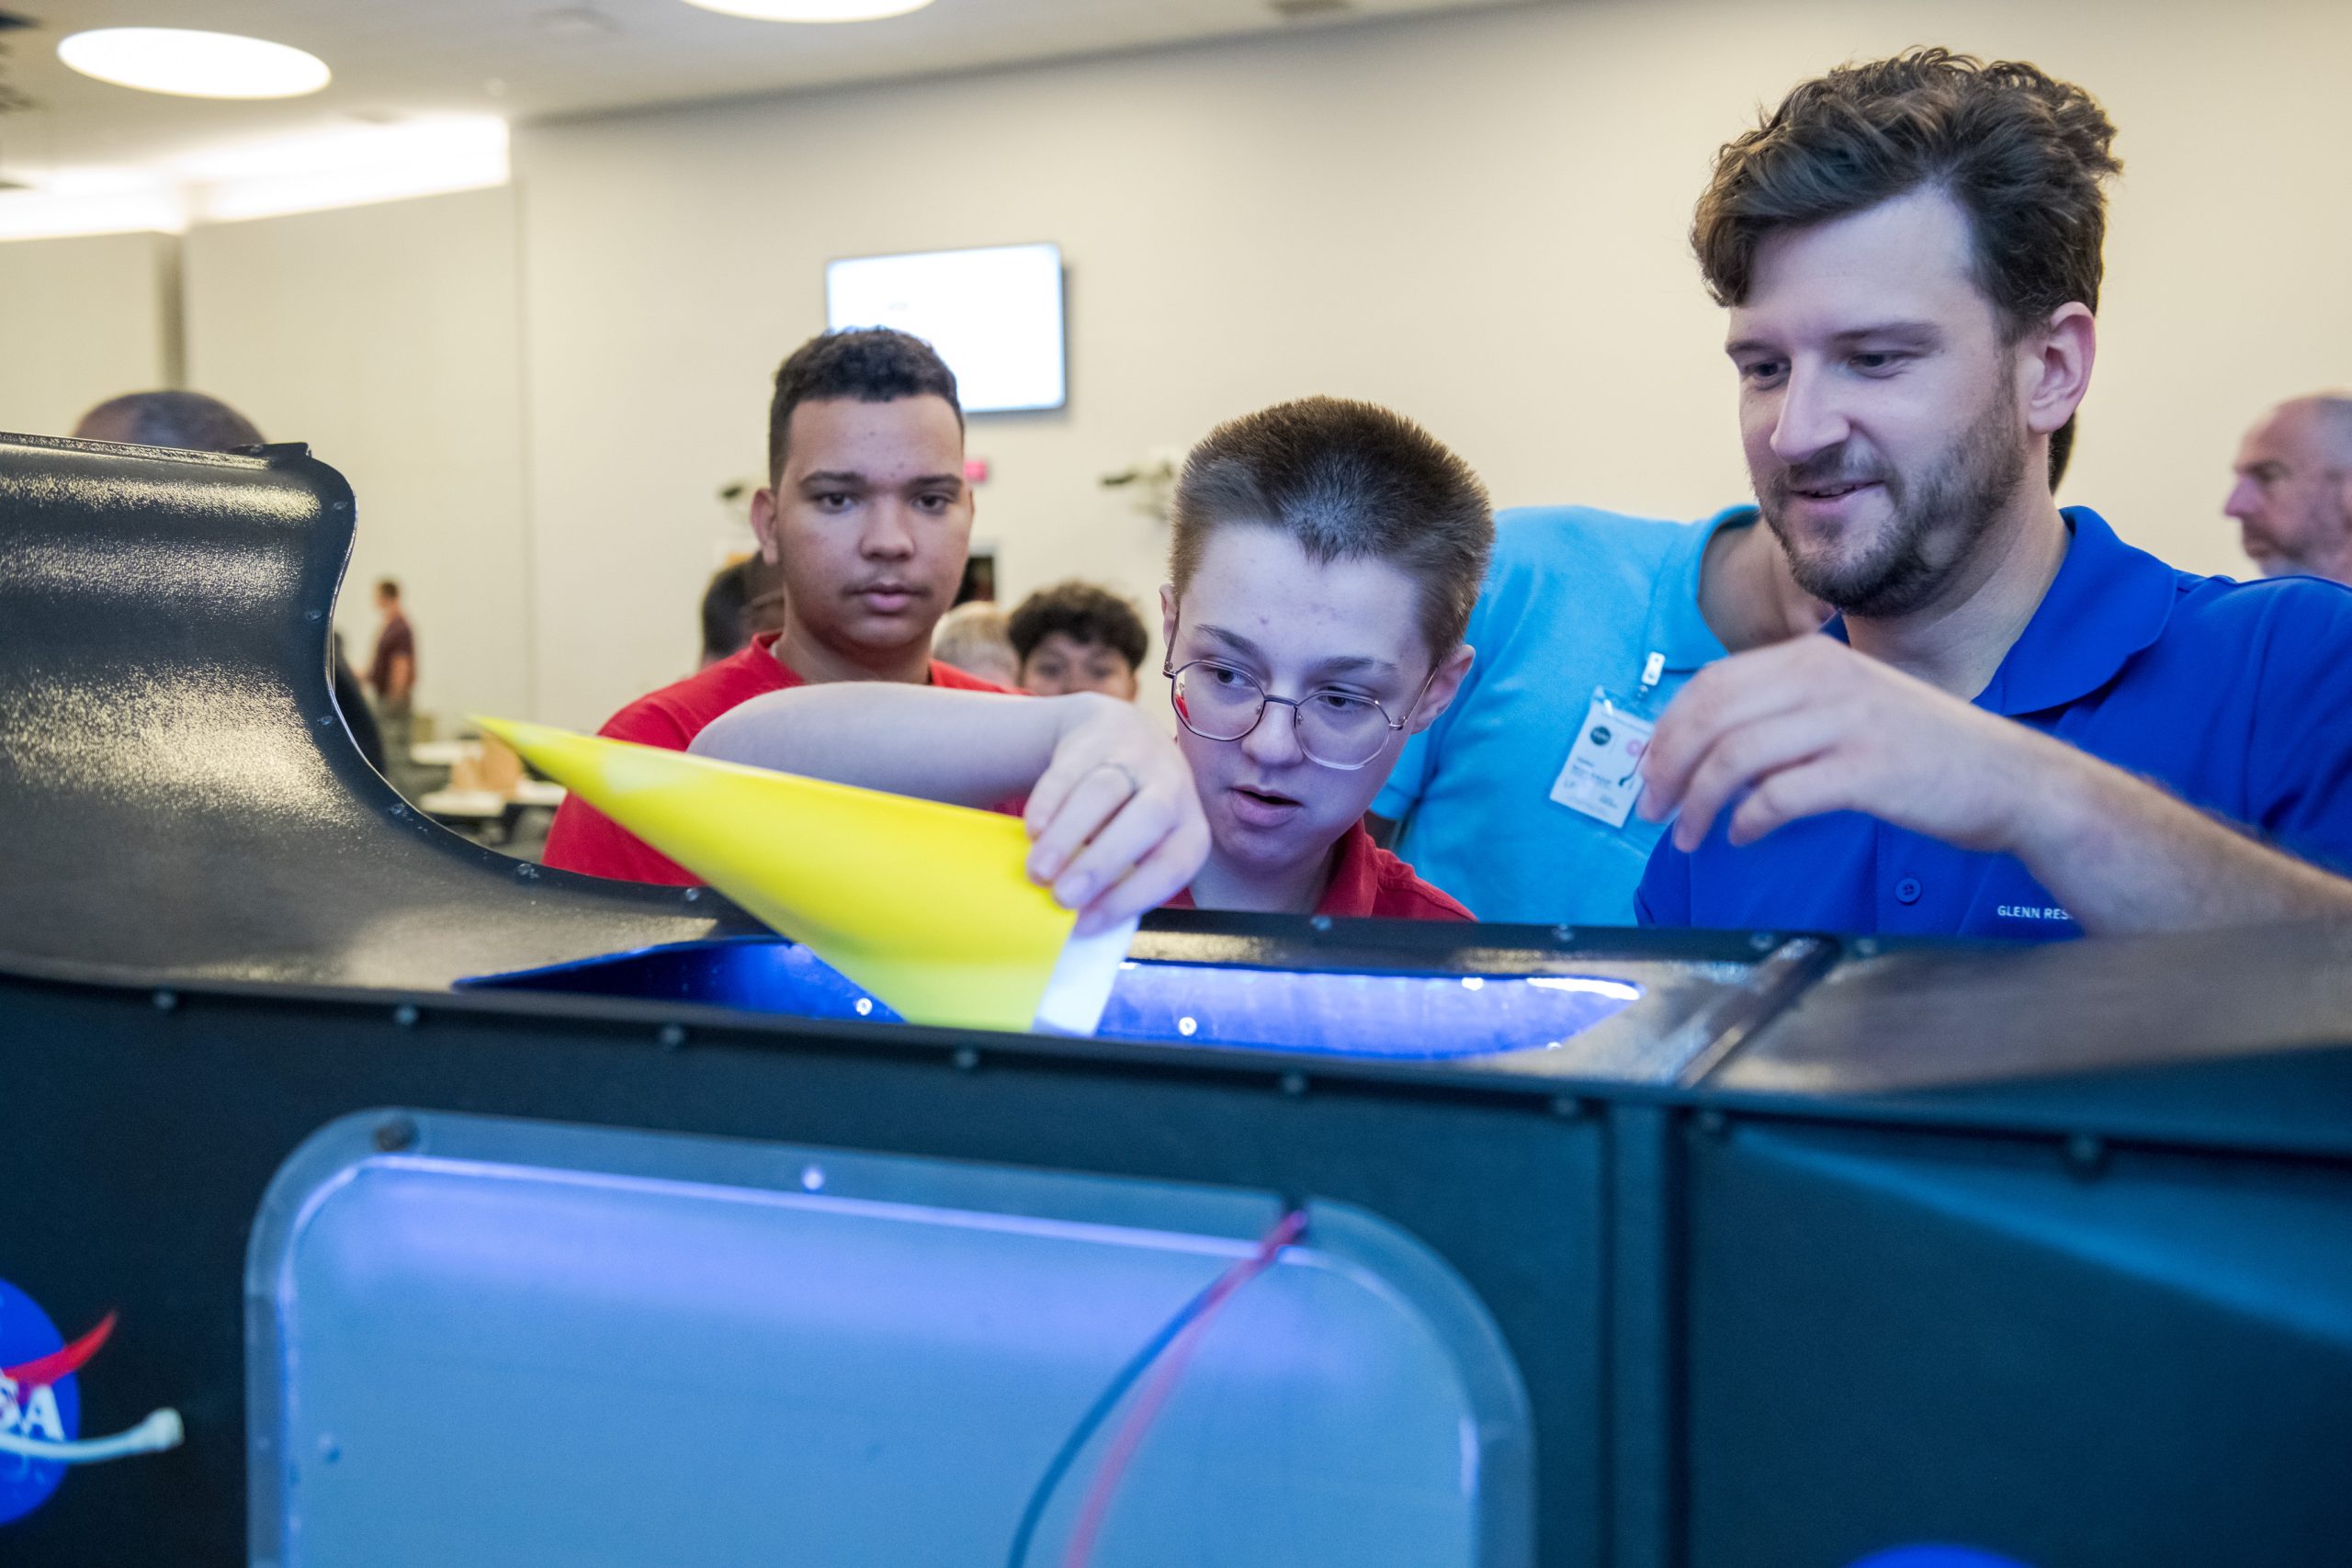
left=1370, top=502, right=1821, bottom=924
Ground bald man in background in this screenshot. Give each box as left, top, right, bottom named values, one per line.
left=2224, top=393, right=2352, bottom=582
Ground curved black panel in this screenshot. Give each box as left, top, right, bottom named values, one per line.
left=0, top=432, right=754, bottom=988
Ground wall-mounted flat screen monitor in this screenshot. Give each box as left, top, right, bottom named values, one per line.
left=825, top=242, right=1067, bottom=414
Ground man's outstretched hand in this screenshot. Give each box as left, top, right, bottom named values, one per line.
left=1635, top=635, right=2064, bottom=855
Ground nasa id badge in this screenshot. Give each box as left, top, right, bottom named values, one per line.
left=1549, top=687, right=1656, bottom=829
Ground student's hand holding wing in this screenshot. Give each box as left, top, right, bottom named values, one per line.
left=1024, top=695, right=1210, bottom=935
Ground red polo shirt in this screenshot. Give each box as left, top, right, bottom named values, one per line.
left=1161, top=819, right=1474, bottom=921
left=542, top=633, right=1013, bottom=886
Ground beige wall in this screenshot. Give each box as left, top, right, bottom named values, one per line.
left=0, top=230, right=173, bottom=439
left=181, top=187, right=534, bottom=726
left=4, top=0, right=2347, bottom=732
left=514, top=0, right=2352, bottom=728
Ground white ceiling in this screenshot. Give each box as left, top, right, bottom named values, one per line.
left=0, top=0, right=1522, bottom=177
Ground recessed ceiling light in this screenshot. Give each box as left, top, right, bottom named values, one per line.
left=680, top=0, right=937, bottom=22
left=57, top=28, right=331, bottom=100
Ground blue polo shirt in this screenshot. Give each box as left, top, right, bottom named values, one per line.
left=1373, top=503, right=1754, bottom=924
left=1636, top=507, right=2352, bottom=941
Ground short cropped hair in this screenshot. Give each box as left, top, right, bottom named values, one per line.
left=1692, top=48, right=2122, bottom=485
left=1007, top=581, right=1149, bottom=671
left=766, top=328, right=961, bottom=482
left=931, top=600, right=1020, bottom=684
left=699, top=556, right=787, bottom=664
left=376, top=577, right=401, bottom=600
left=1169, top=397, right=1492, bottom=659
left=74, top=389, right=263, bottom=453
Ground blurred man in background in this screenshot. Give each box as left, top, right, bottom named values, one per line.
left=1009, top=581, right=1148, bottom=700
left=932, top=600, right=1021, bottom=685
left=699, top=555, right=790, bottom=667
left=2224, top=393, right=2352, bottom=582
left=367, top=578, right=418, bottom=773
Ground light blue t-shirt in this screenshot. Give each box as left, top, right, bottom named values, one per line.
left=1373, top=503, right=1752, bottom=926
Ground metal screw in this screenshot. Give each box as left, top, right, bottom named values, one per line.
left=952, top=1046, right=979, bottom=1072
left=798, top=1164, right=825, bottom=1192
left=305, top=610, right=322, bottom=622
left=152, top=988, right=179, bottom=1012
left=1280, top=1071, right=1308, bottom=1098
left=314, top=714, right=334, bottom=728
left=1550, top=1095, right=1586, bottom=1120
left=2064, top=1132, right=2108, bottom=1178
left=1551, top=924, right=1577, bottom=945
left=515, top=863, right=538, bottom=879
left=1853, top=938, right=1880, bottom=957
left=1308, top=914, right=1333, bottom=933
left=682, top=886, right=700, bottom=902
left=658, top=1023, right=686, bottom=1050
left=1748, top=931, right=1777, bottom=953
left=1694, top=1108, right=1730, bottom=1138
left=392, top=1004, right=420, bottom=1028
left=372, top=1116, right=418, bottom=1153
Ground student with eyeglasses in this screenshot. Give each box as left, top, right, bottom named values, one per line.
left=694, top=397, right=1492, bottom=930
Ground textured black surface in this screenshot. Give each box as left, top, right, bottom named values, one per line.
left=0, top=432, right=757, bottom=987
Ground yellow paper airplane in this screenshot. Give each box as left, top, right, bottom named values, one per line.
left=476, top=716, right=1129, bottom=1034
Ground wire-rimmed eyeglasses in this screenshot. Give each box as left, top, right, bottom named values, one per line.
left=1162, top=615, right=1434, bottom=772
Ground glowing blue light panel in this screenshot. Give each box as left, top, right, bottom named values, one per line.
left=249, top=1113, right=1533, bottom=1567
left=467, top=938, right=1641, bottom=1059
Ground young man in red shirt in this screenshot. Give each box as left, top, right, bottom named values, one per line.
left=544, top=329, right=1011, bottom=884
left=694, top=397, right=1491, bottom=930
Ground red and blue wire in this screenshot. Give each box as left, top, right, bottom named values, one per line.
left=1006, top=1206, right=1310, bottom=1568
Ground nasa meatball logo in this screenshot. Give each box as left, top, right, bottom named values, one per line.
left=1589, top=725, right=1612, bottom=746
left=0, top=1277, right=109, bottom=1524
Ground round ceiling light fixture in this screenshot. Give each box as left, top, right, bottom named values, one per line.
left=57, top=28, right=332, bottom=100
left=680, top=0, right=937, bottom=21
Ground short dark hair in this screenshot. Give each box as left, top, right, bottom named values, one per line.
left=1692, top=49, right=2122, bottom=489
left=1169, top=397, right=1492, bottom=659
left=73, top=389, right=262, bottom=453
left=375, top=577, right=401, bottom=600
left=1007, top=581, right=1149, bottom=671
left=765, top=328, right=962, bottom=482
left=699, top=556, right=788, bottom=663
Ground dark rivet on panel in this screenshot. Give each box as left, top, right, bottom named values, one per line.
left=682, top=886, right=700, bottom=902
left=1280, top=1071, right=1308, bottom=1098
left=2064, top=1132, right=2108, bottom=1179
left=373, top=1116, right=418, bottom=1153
left=1694, top=1108, right=1730, bottom=1139
left=1854, top=938, right=1880, bottom=957
left=152, top=988, right=179, bottom=1012
left=1550, top=1095, right=1586, bottom=1120
left=1551, top=925, right=1577, bottom=946
left=658, top=1023, right=687, bottom=1051
left=1748, top=931, right=1776, bottom=953
left=392, top=1004, right=420, bottom=1028
left=1308, top=915, right=1333, bottom=933
left=515, top=863, right=538, bottom=879
left=305, top=610, right=322, bottom=622
left=953, top=1046, right=980, bottom=1072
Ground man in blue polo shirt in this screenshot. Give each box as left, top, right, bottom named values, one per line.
left=1370, top=503, right=1820, bottom=923
left=1634, top=49, right=2352, bottom=941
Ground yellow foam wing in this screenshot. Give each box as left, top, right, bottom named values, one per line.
left=478, top=716, right=1080, bottom=1032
